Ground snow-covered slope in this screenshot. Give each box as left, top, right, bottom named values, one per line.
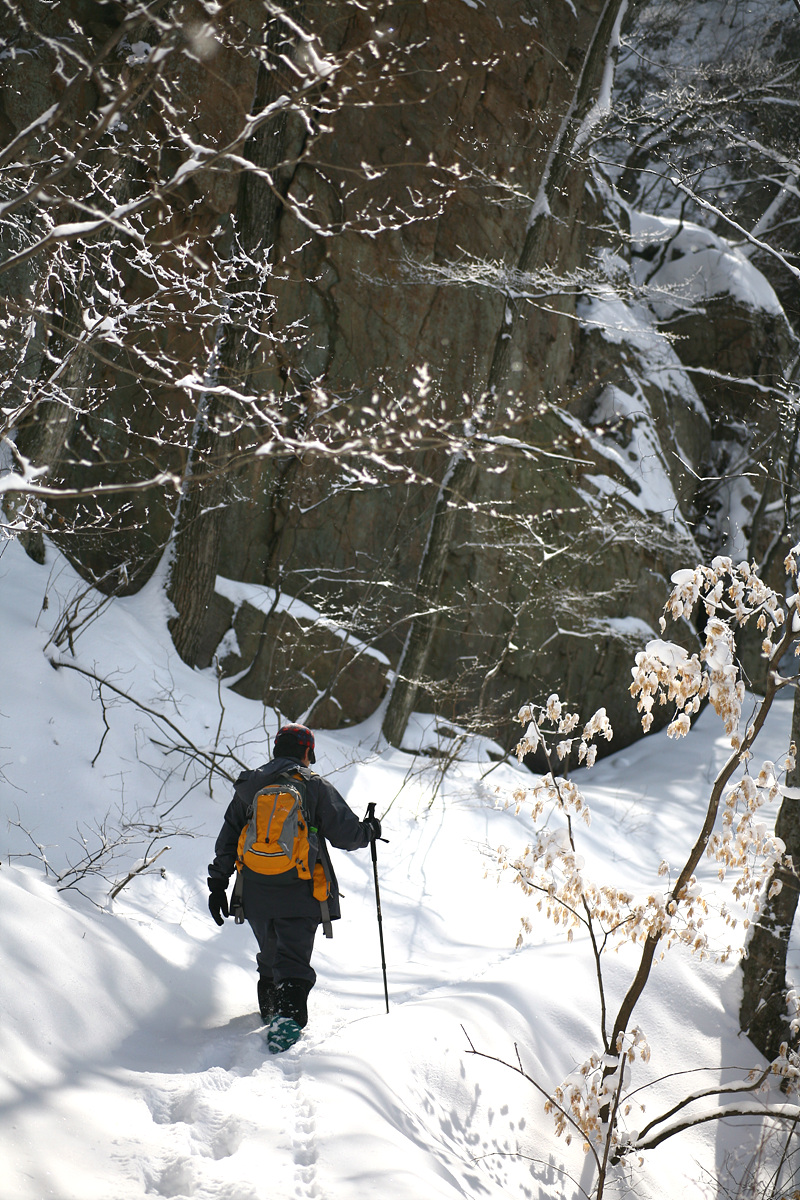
left=0, top=538, right=796, bottom=1199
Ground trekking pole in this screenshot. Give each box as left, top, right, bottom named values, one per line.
left=366, top=802, right=390, bottom=1013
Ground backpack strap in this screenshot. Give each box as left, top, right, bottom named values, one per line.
left=297, top=769, right=333, bottom=937
left=319, top=896, right=333, bottom=939
left=230, top=869, right=245, bottom=924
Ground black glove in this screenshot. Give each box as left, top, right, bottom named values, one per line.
left=363, top=814, right=382, bottom=840
left=208, top=882, right=229, bottom=926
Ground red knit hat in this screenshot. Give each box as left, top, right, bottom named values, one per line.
left=273, top=723, right=316, bottom=763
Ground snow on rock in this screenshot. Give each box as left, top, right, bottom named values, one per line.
left=215, top=575, right=390, bottom=666
left=630, top=210, right=784, bottom=317
left=578, top=293, right=708, bottom=418
left=586, top=383, right=685, bottom=521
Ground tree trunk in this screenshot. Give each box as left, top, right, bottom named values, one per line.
left=380, top=452, right=478, bottom=747
left=380, top=0, right=634, bottom=747
left=740, top=682, right=800, bottom=1060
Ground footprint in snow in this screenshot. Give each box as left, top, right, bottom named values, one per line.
left=141, top=1068, right=254, bottom=1200
left=278, top=1056, right=322, bottom=1200
left=144, top=1154, right=196, bottom=1197
left=144, top=1154, right=257, bottom=1200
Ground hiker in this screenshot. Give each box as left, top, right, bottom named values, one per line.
left=206, top=722, right=381, bottom=1049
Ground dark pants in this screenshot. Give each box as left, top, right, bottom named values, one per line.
left=246, top=910, right=318, bottom=986
left=250, top=914, right=318, bottom=985
left=241, top=870, right=320, bottom=986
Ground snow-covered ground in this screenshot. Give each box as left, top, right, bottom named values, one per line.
left=1, top=537, right=797, bottom=1200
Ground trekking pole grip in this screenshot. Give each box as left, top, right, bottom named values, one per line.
left=366, top=801, right=388, bottom=845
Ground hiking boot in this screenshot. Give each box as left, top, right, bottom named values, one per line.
left=266, top=1015, right=303, bottom=1054
left=275, top=978, right=312, bottom=1028
left=257, top=976, right=278, bottom=1023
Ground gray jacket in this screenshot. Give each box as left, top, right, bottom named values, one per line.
left=207, top=756, right=370, bottom=921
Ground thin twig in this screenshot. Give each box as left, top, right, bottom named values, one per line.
left=51, top=659, right=244, bottom=780
left=91, top=683, right=111, bottom=768
left=109, top=844, right=170, bottom=901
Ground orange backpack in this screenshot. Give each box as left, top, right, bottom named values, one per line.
left=236, top=773, right=329, bottom=902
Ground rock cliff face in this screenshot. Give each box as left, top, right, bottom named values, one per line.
left=2, top=0, right=796, bottom=753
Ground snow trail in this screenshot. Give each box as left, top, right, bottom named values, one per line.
left=279, top=1055, right=322, bottom=1200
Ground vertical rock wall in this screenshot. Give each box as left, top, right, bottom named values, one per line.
left=3, top=0, right=795, bottom=750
